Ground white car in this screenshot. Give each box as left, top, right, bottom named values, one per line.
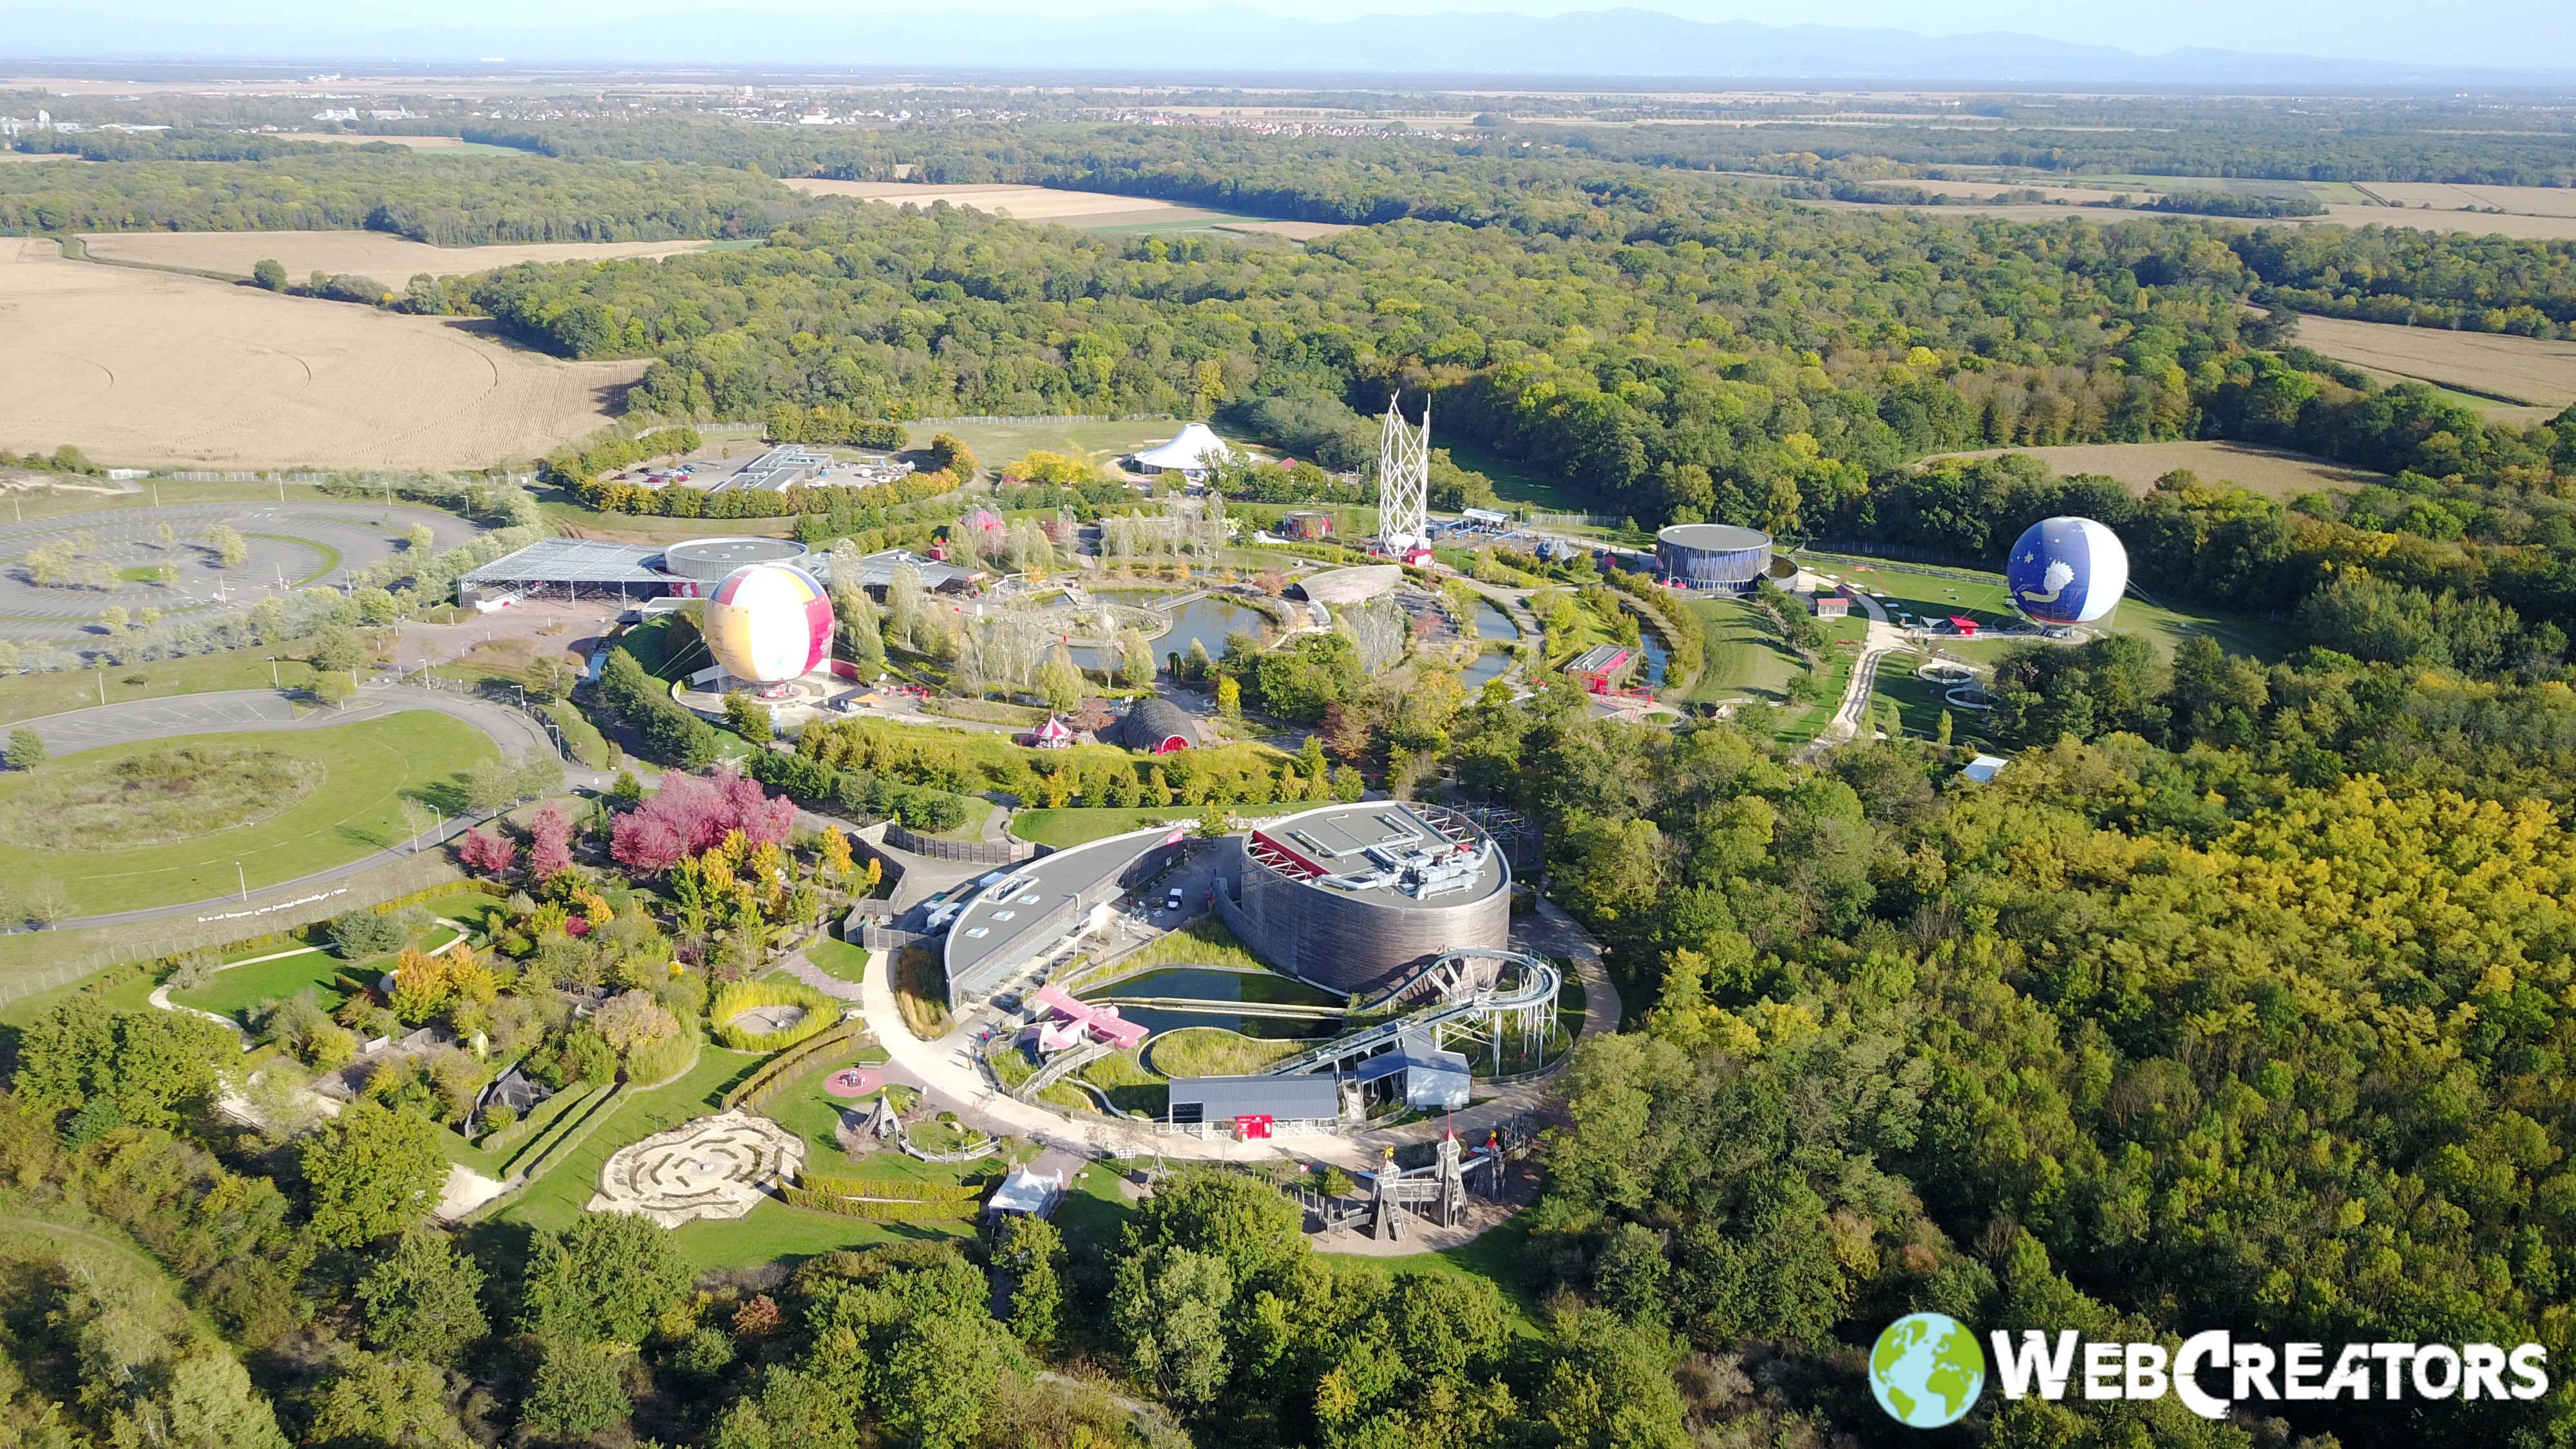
left=1166, top=887, right=1186, bottom=912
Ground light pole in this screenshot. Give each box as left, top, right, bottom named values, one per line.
left=235, top=862, right=247, bottom=900
left=269, top=658, right=279, bottom=689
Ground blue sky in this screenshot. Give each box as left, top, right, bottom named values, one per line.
left=14, top=1, right=2571, bottom=70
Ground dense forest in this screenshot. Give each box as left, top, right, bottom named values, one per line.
left=451, top=100, right=2576, bottom=189
left=0, top=151, right=828, bottom=244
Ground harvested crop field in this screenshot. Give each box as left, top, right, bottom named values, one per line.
left=1814, top=196, right=2576, bottom=240
left=2287, top=313, right=2576, bottom=412
left=2353, top=182, right=2576, bottom=219
left=80, top=229, right=722, bottom=280
left=782, top=178, right=1252, bottom=229
left=0, top=238, right=646, bottom=469
left=1925, top=439, right=2387, bottom=498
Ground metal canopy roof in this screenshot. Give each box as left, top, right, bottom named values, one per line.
left=1166, top=1074, right=1341, bottom=1121
left=458, top=538, right=667, bottom=585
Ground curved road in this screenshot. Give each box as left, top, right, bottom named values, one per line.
left=8, top=684, right=554, bottom=932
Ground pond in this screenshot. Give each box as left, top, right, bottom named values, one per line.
left=1638, top=627, right=1669, bottom=688
left=1462, top=647, right=1511, bottom=692
left=1472, top=600, right=1519, bottom=641
left=1079, top=965, right=1343, bottom=1041
left=1075, top=592, right=1279, bottom=674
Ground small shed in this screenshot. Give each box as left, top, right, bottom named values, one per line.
left=1354, top=1032, right=1473, bottom=1112
left=1564, top=643, right=1636, bottom=694
left=1283, top=511, right=1336, bottom=540
left=1813, top=594, right=1850, bottom=620
left=1164, top=1074, right=1343, bottom=1136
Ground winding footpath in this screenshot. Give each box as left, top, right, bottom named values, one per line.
left=8, top=684, right=555, bottom=933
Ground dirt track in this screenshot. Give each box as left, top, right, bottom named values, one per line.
left=0, top=239, right=646, bottom=469
left=79, top=229, right=722, bottom=281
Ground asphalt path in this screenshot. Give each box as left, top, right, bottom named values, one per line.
left=0, top=501, right=480, bottom=643
left=6, top=684, right=554, bottom=933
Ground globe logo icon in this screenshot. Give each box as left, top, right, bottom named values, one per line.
left=1869, top=1312, right=1985, bottom=1428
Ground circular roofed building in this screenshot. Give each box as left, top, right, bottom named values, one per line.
left=660, top=536, right=810, bottom=587
left=1217, top=801, right=1511, bottom=998
left=1657, top=523, right=1773, bottom=595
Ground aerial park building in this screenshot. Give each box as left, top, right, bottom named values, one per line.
left=1217, top=801, right=1511, bottom=998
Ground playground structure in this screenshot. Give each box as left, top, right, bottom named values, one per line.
left=1340, top=1132, right=1509, bottom=1242
left=824, top=1067, right=885, bottom=1099
left=587, top=1110, right=806, bottom=1227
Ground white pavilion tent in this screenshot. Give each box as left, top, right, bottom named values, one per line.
left=1133, top=422, right=1233, bottom=474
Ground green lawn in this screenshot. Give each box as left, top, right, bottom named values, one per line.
left=804, top=934, right=870, bottom=985
left=1810, top=552, right=2292, bottom=664
left=1009, top=806, right=1200, bottom=849
left=1680, top=596, right=1802, bottom=705
left=171, top=946, right=355, bottom=1024
left=1434, top=439, right=1602, bottom=515
left=928, top=793, right=997, bottom=842
left=0, top=644, right=326, bottom=726
left=1146, top=1026, right=1302, bottom=1077
left=0, top=713, right=496, bottom=916
left=670, top=1198, right=978, bottom=1271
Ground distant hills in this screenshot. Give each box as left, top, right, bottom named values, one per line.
left=6, top=5, right=2571, bottom=87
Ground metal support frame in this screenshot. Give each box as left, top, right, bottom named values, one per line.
left=1377, top=395, right=1430, bottom=553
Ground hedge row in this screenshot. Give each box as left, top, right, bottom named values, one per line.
left=795, top=1173, right=983, bottom=1204
left=782, top=1187, right=978, bottom=1221
left=710, top=978, right=841, bottom=1052
left=722, top=1018, right=865, bottom=1112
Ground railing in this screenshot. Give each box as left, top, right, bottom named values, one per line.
left=1258, top=951, right=1562, bottom=1079
left=862, top=923, right=927, bottom=950
left=1013, top=1039, right=1110, bottom=1103
left=883, top=822, right=1033, bottom=863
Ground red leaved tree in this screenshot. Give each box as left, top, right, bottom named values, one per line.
left=611, top=764, right=797, bottom=875
left=529, top=801, right=575, bottom=878
left=457, top=826, right=516, bottom=875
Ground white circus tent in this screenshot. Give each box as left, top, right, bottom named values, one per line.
left=1133, top=422, right=1233, bottom=473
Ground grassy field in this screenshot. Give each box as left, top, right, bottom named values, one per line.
left=1920, top=438, right=2387, bottom=500
left=1679, top=596, right=1803, bottom=705
left=0, top=712, right=495, bottom=915
left=1009, top=805, right=1200, bottom=849
left=1814, top=552, right=2292, bottom=666
left=0, top=643, right=327, bottom=726
left=0, top=743, right=323, bottom=850
left=1434, top=438, right=1602, bottom=515
left=1146, top=1025, right=1302, bottom=1078
left=1770, top=616, right=1870, bottom=746
left=803, top=934, right=870, bottom=985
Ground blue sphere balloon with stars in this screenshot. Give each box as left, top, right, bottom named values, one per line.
left=2006, top=516, right=2129, bottom=626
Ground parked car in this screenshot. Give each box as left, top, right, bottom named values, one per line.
left=1166, top=887, right=1186, bottom=912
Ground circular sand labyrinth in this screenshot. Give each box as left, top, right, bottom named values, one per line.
left=585, top=1110, right=807, bottom=1227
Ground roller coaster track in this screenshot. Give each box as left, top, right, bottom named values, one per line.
left=1257, top=949, right=1560, bottom=1079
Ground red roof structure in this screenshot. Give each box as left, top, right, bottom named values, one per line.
left=1948, top=615, right=1979, bottom=636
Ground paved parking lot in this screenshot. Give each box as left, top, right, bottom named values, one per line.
left=0, top=501, right=482, bottom=643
